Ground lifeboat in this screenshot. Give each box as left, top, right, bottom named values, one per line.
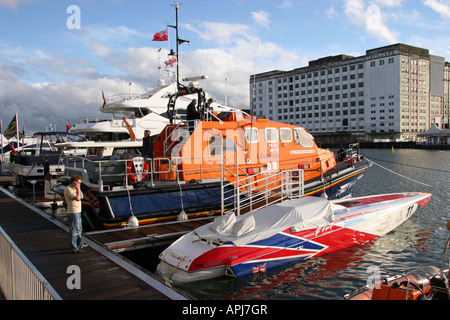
left=56, top=83, right=371, bottom=230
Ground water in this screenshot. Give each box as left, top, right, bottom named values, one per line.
left=169, top=148, right=450, bottom=300
left=42, top=148, right=449, bottom=300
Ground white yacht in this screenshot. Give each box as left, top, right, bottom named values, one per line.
left=70, top=77, right=235, bottom=141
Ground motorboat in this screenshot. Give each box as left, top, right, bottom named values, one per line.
left=0, top=135, right=34, bottom=174
left=69, top=82, right=185, bottom=141
left=343, top=221, right=450, bottom=300
left=156, top=192, right=431, bottom=283
left=9, top=131, right=88, bottom=186
left=53, top=4, right=371, bottom=230
left=69, top=75, right=235, bottom=142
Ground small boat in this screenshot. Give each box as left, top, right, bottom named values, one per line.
left=156, top=192, right=431, bottom=284
left=10, top=131, right=88, bottom=186
left=343, top=221, right=450, bottom=300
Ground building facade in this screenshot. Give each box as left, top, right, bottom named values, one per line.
left=250, top=44, right=449, bottom=143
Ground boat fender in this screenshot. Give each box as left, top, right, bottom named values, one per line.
left=127, top=158, right=149, bottom=184
left=127, top=215, right=139, bottom=228
left=177, top=210, right=188, bottom=221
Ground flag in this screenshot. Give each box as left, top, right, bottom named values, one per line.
left=66, top=120, right=71, bottom=132
left=4, top=115, right=20, bottom=139
left=153, top=29, right=168, bottom=41
left=252, top=263, right=267, bottom=274
left=102, top=90, right=106, bottom=108
left=9, top=143, right=17, bottom=155
left=165, top=57, right=177, bottom=68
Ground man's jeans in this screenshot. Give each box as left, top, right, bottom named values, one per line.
left=68, top=212, right=84, bottom=252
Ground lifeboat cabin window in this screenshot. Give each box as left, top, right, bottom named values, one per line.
left=245, top=127, right=259, bottom=143
left=280, top=128, right=293, bottom=143
left=294, top=128, right=314, bottom=147
left=264, top=128, right=278, bottom=143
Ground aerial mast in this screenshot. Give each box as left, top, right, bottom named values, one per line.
left=169, top=2, right=189, bottom=90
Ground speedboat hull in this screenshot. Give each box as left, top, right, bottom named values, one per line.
left=156, top=192, right=431, bottom=283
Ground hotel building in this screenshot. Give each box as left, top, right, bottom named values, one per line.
left=250, top=44, right=450, bottom=143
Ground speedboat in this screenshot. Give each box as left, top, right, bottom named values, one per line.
left=156, top=192, right=431, bottom=284
left=343, top=221, right=450, bottom=300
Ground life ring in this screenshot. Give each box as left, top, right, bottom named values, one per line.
left=127, top=157, right=149, bottom=184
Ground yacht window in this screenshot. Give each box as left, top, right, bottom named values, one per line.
left=113, top=148, right=141, bottom=156
left=87, top=147, right=103, bottom=157
left=280, top=128, right=292, bottom=143
left=245, top=127, right=259, bottom=143
left=264, top=128, right=278, bottom=143
left=294, top=128, right=314, bottom=147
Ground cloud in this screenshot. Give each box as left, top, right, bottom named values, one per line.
left=424, top=0, right=450, bottom=18
left=0, top=72, right=141, bottom=134
left=0, top=0, right=37, bottom=8
left=0, top=17, right=305, bottom=134
left=344, top=0, right=399, bottom=43
left=373, top=0, right=404, bottom=7
left=327, top=7, right=337, bottom=18
left=279, top=1, right=293, bottom=9
left=251, top=10, right=271, bottom=28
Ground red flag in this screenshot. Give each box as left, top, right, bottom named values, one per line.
left=66, top=120, right=71, bottom=132
left=153, top=29, right=168, bottom=41
left=165, top=57, right=177, bottom=68
left=9, top=143, right=17, bottom=155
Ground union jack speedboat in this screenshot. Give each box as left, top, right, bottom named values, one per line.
left=156, top=192, right=431, bottom=284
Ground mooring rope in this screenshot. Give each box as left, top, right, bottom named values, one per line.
left=367, top=156, right=450, bottom=173
left=366, top=158, right=433, bottom=188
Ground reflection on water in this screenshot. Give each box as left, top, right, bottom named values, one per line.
left=172, top=149, right=450, bottom=300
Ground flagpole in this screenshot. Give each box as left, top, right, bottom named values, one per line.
left=1, top=120, right=3, bottom=171
left=174, top=2, right=180, bottom=88
left=15, top=113, right=19, bottom=150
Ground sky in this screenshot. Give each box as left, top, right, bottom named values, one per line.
left=2, top=0, right=450, bottom=135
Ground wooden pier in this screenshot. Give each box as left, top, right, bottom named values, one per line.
left=0, top=187, right=192, bottom=300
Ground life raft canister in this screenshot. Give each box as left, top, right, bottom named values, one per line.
left=345, top=157, right=357, bottom=164
left=127, top=157, right=149, bottom=184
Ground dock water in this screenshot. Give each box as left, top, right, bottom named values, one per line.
left=0, top=186, right=190, bottom=300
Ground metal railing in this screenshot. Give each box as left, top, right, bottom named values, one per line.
left=221, top=168, right=304, bottom=217
left=0, top=227, right=61, bottom=300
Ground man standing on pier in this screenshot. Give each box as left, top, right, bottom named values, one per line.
left=64, top=175, right=87, bottom=253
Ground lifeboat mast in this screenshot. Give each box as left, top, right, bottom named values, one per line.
left=166, top=3, right=209, bottom=124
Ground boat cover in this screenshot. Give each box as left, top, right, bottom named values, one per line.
left=195, top=197, right=334, bottom=246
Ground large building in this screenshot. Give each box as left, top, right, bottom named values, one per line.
left=250, top=44, right=450, bottom=143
